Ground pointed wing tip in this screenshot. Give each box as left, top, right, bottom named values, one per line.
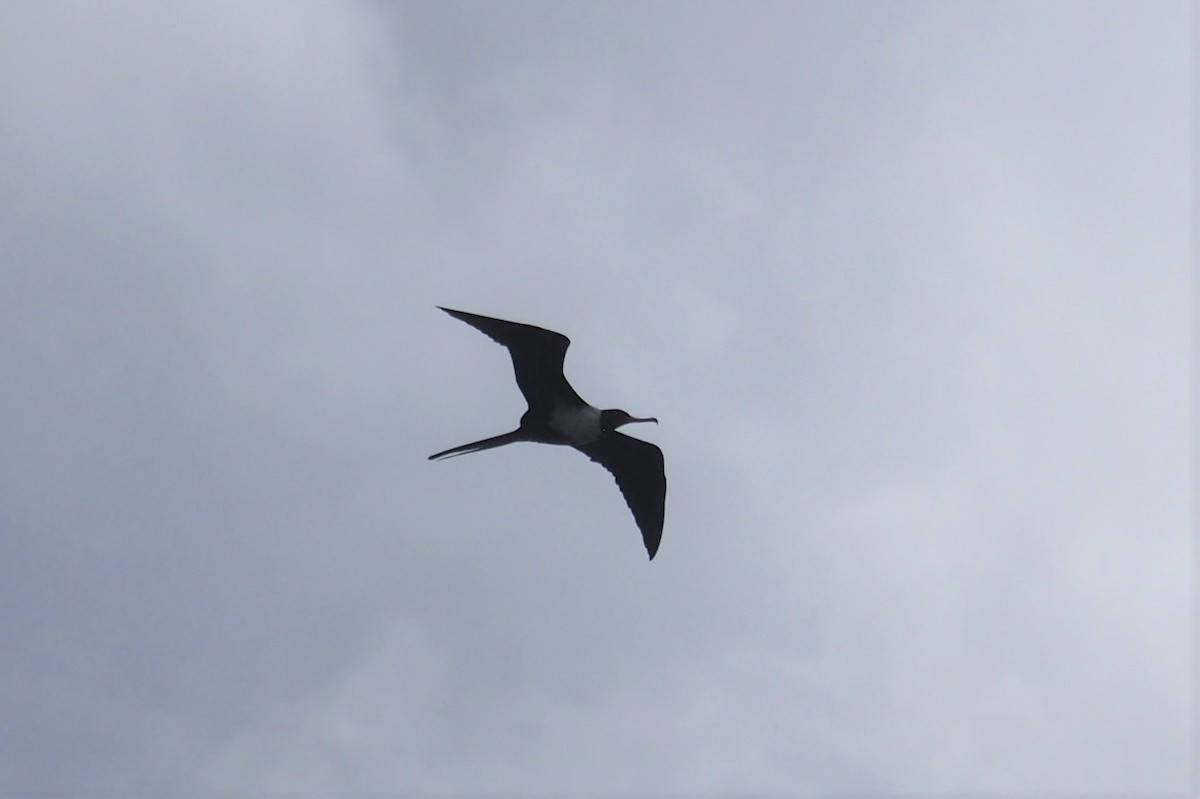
left=574, top=433, right=666, bottom=563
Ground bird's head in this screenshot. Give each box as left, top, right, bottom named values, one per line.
left=601, top=409, right=658, bottom=432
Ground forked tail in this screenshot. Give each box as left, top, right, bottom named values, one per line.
left=428, top=430, right=527, bottom=460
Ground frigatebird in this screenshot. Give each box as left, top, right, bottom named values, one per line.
left=429, top=307, right=666, bottom=560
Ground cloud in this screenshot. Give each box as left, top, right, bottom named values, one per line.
left=0, top=0, right=1188, bottom=793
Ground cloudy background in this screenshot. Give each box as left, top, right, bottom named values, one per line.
left=0, top=0, right=1190, bottom=793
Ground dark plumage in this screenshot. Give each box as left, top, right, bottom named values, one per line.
left=429, top=307, right=667, bottom=559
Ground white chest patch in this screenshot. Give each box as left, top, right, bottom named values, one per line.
left=549, top=404, right=602, bottom=444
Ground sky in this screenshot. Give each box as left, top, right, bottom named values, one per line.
left=0, top=0, right=1191, bottom=794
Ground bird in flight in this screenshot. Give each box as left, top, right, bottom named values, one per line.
left=429, top=307, right=667, bottom=560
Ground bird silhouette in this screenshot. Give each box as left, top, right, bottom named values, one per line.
left=429, top=307, right=666, bottom=559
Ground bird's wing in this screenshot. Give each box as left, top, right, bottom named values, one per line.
left=575, top=432, right=666, bottom=560
left=438, top=307, right=585, bottom=412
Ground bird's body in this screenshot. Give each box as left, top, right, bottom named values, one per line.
left=548, top=403, right=602, bottom=444
left=429, top=307, right=666, bottom=559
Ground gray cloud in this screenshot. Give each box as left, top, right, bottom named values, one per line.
left=0, top=0, right=1188, bottom=793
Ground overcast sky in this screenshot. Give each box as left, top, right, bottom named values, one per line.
left=0, top=1, right=1191, bottom=794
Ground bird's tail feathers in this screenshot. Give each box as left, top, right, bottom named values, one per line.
left=428, top=430, right=526, bottom=460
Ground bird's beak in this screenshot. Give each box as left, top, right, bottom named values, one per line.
left=631, top=416, right=658, bottom=424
